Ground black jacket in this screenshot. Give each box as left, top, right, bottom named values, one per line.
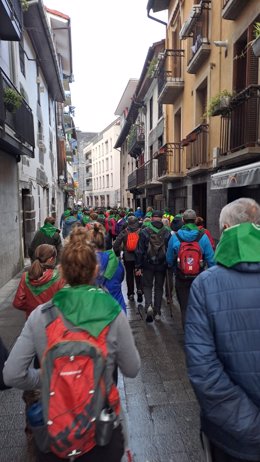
left=113, top=222, right=141, bottom=262
left=135, top=221, right=171, bottom=271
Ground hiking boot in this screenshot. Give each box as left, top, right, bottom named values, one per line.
left=137, top=291, right=143, bottom=303
left=128, top=294, right=134, bottom=301
left=154, top=313, right=161, bottom=321
left=146, top=306, right=153, bottom=323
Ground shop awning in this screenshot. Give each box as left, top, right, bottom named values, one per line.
left=211, top=161, right=260, bottom=190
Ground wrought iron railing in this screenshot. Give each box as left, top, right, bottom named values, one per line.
left=220, top=85, right=260, bottom=156
left=137, top=163, right=145, bottom=187
left=157, top=50, right=185, bottom=96
left=128, top=170, right=137, bottom=190
left=0, top=67, right=34, bottom=149
left=158, top=143, right=184, bottom=177
left=127, top=124, right=145, bottom=156
left=185, top=125, right=209, bottom=169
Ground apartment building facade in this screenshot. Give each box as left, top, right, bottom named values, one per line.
left=85, top=119, right=121, bottom=208
left=115, top=40, right=165, bottom=212
left=146, top=0, right=260, bottom=239
left=0, top=0, right=75, bottom=287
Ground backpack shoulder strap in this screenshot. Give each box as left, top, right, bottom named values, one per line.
left=41, top=301, right=58, bottom=327
left=176, top=232, right=184, bottom=243
left=195, top=230, right=204, bottom=242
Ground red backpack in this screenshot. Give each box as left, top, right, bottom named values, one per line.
left=125, top=230, right=140, bottom=252
left=176, top=231, right=204, bottom=278
left=40, top=303, right=120, bottom=459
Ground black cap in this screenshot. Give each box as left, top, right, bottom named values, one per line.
left=152, top=210, right=163, bottom=218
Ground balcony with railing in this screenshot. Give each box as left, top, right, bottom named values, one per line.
left=127, top=124, right=145, bottom=158
left=157, top=50, right=185, bottom=104
left=222, top=0, right=248, bottom=20
left=0, top=0, right=23, bottom=41
left=0, top=68, right=35, bottom=158
left=128, top=170, right=137, bottom=191
left=136, top=163, right=146, bottom=188
left=145, top=159, right=160, bottom=187
left=184, top=124, right=209, bottom=174
left=157, top=143, right=184, bottom=181
left=219, top=85, right=260, bottom=166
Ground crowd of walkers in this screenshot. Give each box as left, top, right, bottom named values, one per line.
left=2, top=198, right=260, bottom=462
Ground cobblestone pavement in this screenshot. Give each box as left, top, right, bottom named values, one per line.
left=0, top=270, right=203, bottom=462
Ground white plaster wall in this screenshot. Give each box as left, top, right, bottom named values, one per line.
left=15, top=33, right=59, bottom=228
left=0, top=151, right=22, bottom=287
left=92, top=121, right=121, bottom=207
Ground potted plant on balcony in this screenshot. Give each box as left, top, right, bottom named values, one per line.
left=252, top=22, right=260, bottom=57
left=3, top=88, right=23, bottom=113
left=205, top=90, right=233, bottom=117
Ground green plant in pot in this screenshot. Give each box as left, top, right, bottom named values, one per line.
left=3, top=88, right=23, bottom=113
left=205, top=90, right=233, bottom=117
left=252, top=22, right=260, bottom=57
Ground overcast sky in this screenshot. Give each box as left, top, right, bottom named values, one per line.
left=44, top=0, right=167, bottom=133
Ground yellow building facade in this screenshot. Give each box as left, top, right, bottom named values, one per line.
left=149, top=0, right=260, bottom=238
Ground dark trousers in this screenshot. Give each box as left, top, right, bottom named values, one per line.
left=175, top=277, right=193, bottom=328
left=36, top=425, right=124, bottom=462
left=124, top=260, right=142, bottom=296
left=210, top=442, right=260, bottom=462
left=143, top=267, right=166, bottom=315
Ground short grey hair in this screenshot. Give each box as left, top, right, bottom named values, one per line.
left=219, top=198, right=260, bottom=232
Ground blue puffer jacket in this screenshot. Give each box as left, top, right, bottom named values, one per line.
left=166, top=228, right=215, bottom=270
left=185, top=263, right=260, bottom=460
left=95, top=251, right=126, bottom=313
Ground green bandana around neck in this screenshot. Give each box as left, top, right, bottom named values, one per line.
left=53, top=285, right=121, bottom=337
left=40, top=222, right=59, bottom=238
left=25, top=269, right=60, bottom=296
left=181, top=223, right=198, bottom=231
left=103, top=250, right=119, bottom=280
left=215, top=222, right=260, bottom=268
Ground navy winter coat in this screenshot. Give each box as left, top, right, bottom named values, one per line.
left=185, top=262, right=260, bottom=460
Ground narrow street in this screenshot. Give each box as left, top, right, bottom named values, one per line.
left=0, top=270, right=203, bottom=462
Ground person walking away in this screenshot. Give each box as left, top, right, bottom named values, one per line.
left=163, top=207, right=174, bottom=224
left=59, top=207, right=71, bottom=231
left=113, top=216, right=143, bottom=303
left=62, top=209, right=81, bottom=238
left=145, top=206, right=153, bottom=219
left=170, top=209, right=185, bottom=232
left=82, top=209, right=91, bottom=226
left=4, top=227, right=141, bottom=462
left=195, top=216, right=215, bottom=250
left=134, top=207, right=144, bottom=220
left=135, top=210, right=171, bottom=322
left=13, top=244, right=65, bottom=319
left=185, top=198, right=260, bottom=462
left=28, top=217, right=62, bottom=262
left=115, top=211, right=127, bottom=236
left=13, top=244, right=65, bottom=454
left=105, top=210, right=118, bottom=249
left=86, top=223, right=126, bottom=313
left=166, top=209, right=215, bottom=328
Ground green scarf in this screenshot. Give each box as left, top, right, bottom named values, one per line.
left=25, top=269, right=60, bottom=296
left=103, top=250, right=119, bottom=280
left=145, top=211, right=153, bottom=218
left=53, top=285, right=121, bottom=338
left=40, top=222, right=59, bottom=238
left=64, top=210, right=71, bottom=218
left=215, top=222, right=260, bottom=268
left=181, top=223, right=198, bottom=231
left=82, top=215, right=91, bottom=225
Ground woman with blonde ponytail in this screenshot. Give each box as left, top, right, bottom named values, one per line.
left=13, top=244, right=65, bottom=319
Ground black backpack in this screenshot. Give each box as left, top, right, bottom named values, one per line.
left=147, top=227, right=168, bottom=265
